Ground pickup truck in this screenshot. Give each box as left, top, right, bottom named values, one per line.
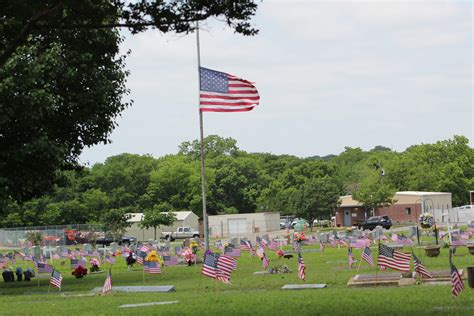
left=161, top=227, right=200, bottom=241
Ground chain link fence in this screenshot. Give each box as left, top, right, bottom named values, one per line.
left=0, top=224, right=103, bottom=248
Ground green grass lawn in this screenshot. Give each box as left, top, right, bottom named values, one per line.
left=1, top=242, right=473, bottom=315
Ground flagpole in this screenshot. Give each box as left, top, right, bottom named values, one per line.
left=196, top=21, right=209, bottom=251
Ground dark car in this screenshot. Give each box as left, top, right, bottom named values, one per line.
left=95, top=235, right=136, bottom=246
left=359, top=216, right=392, bottom=230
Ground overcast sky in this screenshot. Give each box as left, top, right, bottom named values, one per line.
left=80, top=1, right=473, bottom=165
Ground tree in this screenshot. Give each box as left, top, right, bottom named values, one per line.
left=140, top=203, right=176, bottom=240
left=178, top=135, right=241, bottom=160
left=0, top=1, right=259, bottom=205
left=353, top=173, right=396, bottom=218
left=99, top=208, right=132, bottom=241
left=295, top=177, right=342, bottom=230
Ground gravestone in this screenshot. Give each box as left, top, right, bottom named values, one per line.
left=352, top=230, right=362, bottom=238
left=91, top=285, right=176, bottom=293
left=129, top=244, right=137, bottom=252
left=41, top=247, right=51, bottom=259
left=319, top=233, right=328, bottom=243
left=119, top=301, right=179, bottom=308
left=374, top=226, right=383, bottom=239
left=409, top=226, right=418, bottom=238
left=110, top=242, right=118, bottom=254
left=83, top=244, right=93, bottom=253
left=229, top=238, right=238, bottom=247
left=282, top=284, right=327, bottom=290
left=22, top=247, right=30, bottom=256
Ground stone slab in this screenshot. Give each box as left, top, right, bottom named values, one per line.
left=285, top=249, right=322, bottom=254
left=417, top=269, right=463, bottom=282
left=281, top=284, right=327, bottom=290
left=253, top=271, right=271, bottom=275
left=119, top=301, right=179, bottom=308
left=91, top=286, right=175, bottom=293
left=347, top=276, right=399, bottom=287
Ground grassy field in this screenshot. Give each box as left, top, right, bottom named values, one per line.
left=1, top=241, right=473, bottom=315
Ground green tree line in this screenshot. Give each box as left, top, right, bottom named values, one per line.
left=1, top=135, right=472, bottom=228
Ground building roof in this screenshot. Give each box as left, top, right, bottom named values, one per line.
left=127, top=211, right=196, bottom=223
left=395, top=191, right=451, bottom=196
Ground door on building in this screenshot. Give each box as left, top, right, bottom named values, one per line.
left=343, top=210, right=352, bottom=227
left=228, top=218, right=247, bottom=235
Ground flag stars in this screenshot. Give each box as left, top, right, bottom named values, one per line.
left=200, top=67, right=228, bottom=93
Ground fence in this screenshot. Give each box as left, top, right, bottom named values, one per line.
left=0, top=224, right=103, bottom=248
left=431, top=208, right=474, bottom=225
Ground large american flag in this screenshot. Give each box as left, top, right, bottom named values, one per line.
left=297, top=254, right=306, bottom=281
left=362, top=247, right=374, bottom=267
left=216, top=255, right=236, bottom=284
left=413, top=253, right=432, bottom=279
left=101, top=270, right=112, bottom=294
left=202, top=252, right=220, bottom=279
left=49, top=270, right=62, bottom=289
left=199, top=67, right=260, bottom=112
left=450, top=261, right=464, bottom=298
left=378, top=244, right=411, bottom=272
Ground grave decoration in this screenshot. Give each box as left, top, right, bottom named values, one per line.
left=293, top=232, right=306, bottom=252
left=268, top=265, right=292, bottom=274
left=190, top=240, right=200, bottom=254
left=145, top=250, right=162, bottom=266
left=72, top=265, right=88, bottom=278
left=276, top=250, right=285, bottom=258
left=182, top=248, right=196, bottom=266
left=419, top=213, right=435, bottom=229
left=90, top=258, right=100, bottom=272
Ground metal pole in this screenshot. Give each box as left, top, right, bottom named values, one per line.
left=196, top=22, right=209, bottom=250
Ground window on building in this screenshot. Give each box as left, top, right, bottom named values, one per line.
left=405, top=207, right=411, bottom=215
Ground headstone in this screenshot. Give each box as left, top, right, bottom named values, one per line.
left=56, top=246, right=64, bottom=255
left=83, top=243, right=93, bottom=253
left=229, top=238, right=238, bottom=247
left=129, top=244, right=137, bottom=252
left=409, top=226, right=418, bottom=237
left=374, top=226, right=383, bottom=239
left=119, top=301, right=179, bottom=308
left=281, top=284, right=327, bottom=290
left=110, top=242, right=118, bottom=253
left=91, top=285, right=176, bottom=293
left=319, top=233, right=328, bottom=243
left=22, top=247, right=30, bottom=256
left=41, top=247, right=51, bottom=259
left=352, top=230, right=362, bottom=238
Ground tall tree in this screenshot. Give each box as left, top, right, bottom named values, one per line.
left=140, top=203, right=176, bottom=240
left=0, top=1, right=259, bottom=206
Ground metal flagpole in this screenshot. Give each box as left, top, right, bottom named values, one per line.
left=196, top=22, right=209, bottom=251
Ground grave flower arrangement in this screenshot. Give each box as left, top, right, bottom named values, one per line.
left=89, top=258, right=100, bottom=272
left=145, top=250, right=162, bottom=265
left=182, top=248, right=196, bottom=266
left=269, top=265, right=292, bottom=274
left=72, top=265, right=88, bottom=278
left=293, top=232, right=306, bottom=242
left=276, top=249, right=285, bottom=258
left=419, top=213, right=435, bottom=229
left=190, top=240, right=200, bottom=254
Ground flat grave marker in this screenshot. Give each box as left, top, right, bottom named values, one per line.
left=119, top=301, right=179, bottom=308
left=281, top=284, right=327, bottom=290
left=91, top=285, right=176, bottom=293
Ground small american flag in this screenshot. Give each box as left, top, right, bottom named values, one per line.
left=362, top=247, right=374, bottom=267
left=348, top=248, right=354, bottom=268
left=202, top=252, right=219, bottom=279
left=450, top=260, right=464, bottom=298
left=105, top=255, right=116, bottom=265
left=199, top=67, right=260, bottom=112
left=413, top=253, right=432, bottom=278
left=378, top=244, right=411, bottom=272
left=224, top=246, right=240, bottom=258
left=49, top=270, right=62, bottom=289
left=101, top=270, right=112, bottom=294
left=174, top=246, right=183, bottom=256
left=163, top=255, right=179, bottom=266
left=136, top=255, right=144, bottom=265
left=240, top=239, right=251, bottom=251
left=268, top=240, right=279, bottom=251
left=147, top=261, right=161, bottom=274
left=36, top=262, right=53, bottom=273
left=262, top=254, right=270, bottom=271
left=139, top=245, right=150, bottom=253
left=297, top=254, right=306, bottom=281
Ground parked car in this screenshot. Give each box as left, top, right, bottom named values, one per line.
left=280, top=219, right=289, bottom=229
left=161, top=227, right=200, bottom=241
left=291, top=218, right=308, bottom=229
left=95, top=235, right=136, bottom=246
left=312, top=219, right=330, bottom=228
left=358, top=216, right=392, bottom=230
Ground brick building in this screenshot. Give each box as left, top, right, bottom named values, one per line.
left=335, top=191, right=452, bottom=227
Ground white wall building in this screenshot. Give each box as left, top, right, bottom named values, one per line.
left=208, top=212, right=280, bottom=238
left=126, top=211, right=199, bottom=241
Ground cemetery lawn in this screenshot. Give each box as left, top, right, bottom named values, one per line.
left=1, top=245, right=473, bottom=315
